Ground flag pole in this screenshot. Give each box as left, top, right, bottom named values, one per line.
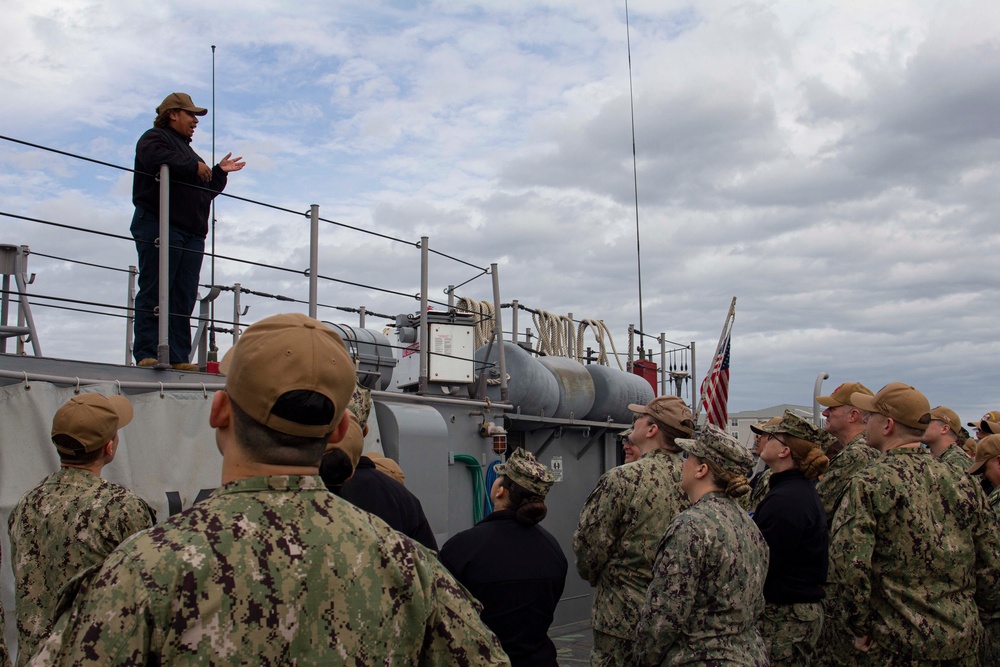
left=694, top=296, right=737, bottom=425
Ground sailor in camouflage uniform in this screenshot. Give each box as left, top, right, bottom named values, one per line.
left=29, top=314, right=508, bottom=666
left=968, top=435, right=1000, bottom=513
left=573, top=395, right=694, bottom=666
left=634, top=425, right=769, bottom=667
left=923, top=406, right=972, bottom=472
left=814, top=381, right=879, bottom=524
left=1, top=544, right=10, bottom=667
left=967, top=434, right=1000, bottom=666
left=968, top=410, right=1000, bottom=441
left=829, top=382, right=1000, bottom=666
left=741, top=416, right=782, bottom=514
left=813, top=382, right=879, bottom=667
left=7, top=393, right=154, bottom=667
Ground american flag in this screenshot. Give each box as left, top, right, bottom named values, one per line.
left=700, top=331, right=731, bottom=428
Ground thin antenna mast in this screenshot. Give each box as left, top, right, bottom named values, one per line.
left=209, top=44, right=217, bottom=358
left=624, top=0, right=644, bottom=336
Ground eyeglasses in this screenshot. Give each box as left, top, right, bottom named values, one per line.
left=767, top=433, right=788, bottom=447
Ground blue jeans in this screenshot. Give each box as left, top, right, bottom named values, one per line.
left=131, top=208, right=205, bottom=364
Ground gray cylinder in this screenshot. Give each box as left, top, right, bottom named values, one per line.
left=475, top=342, right=559, bottom=418
left=537, top=356, right=596, bottom=420
left=585, top=365, right=655, bottom=423
left=325, top=323, right=397, bottom=390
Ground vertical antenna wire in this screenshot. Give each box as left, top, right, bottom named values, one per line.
left=209, top=44, right=217, bottom=355
left=624, top=0, right=644, bottom=336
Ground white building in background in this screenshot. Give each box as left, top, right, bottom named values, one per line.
left=700, top=404, right=816, bottom=450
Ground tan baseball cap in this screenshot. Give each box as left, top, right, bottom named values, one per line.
left=628, top=395, right=695, bottom=436
left=365, top=453, right=406, bottom=485
left=927, top=406, right=961, bottom=437
left=156, top=92, right=207, bottom=116
left=817, top=381, right=873, bottom=408
left=220, top=313, right=356, bottom=438
left=324, top=414, right=364, bottom=470
left=968, top=410, right=1000, bottom=427
left=851, top=382, right=930, bottom=430
left=968, top=434, right=1000, bottom=474
left=51, top=393, right=133, bottom=455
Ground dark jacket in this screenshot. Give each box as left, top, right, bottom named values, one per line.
left=340, top=456, right=438, bottom=551
left=752, top=469, right=828, bottom=604
left=440, top=510, right=568, bottom=667
left=132, top=127, right=227, bottom=236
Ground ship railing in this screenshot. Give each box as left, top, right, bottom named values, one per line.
left=0, top=134, right=694, bottom=403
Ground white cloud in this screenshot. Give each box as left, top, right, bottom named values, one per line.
left=2, top=0, right=1000, bottom=419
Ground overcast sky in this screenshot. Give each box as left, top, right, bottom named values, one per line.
left=2, top=0, right=999, bottom=421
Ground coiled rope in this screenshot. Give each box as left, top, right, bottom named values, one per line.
left=455, top=297, right=495, bottom=350
left=532, top=310, right=573, bottom=357
left=576, top=319, right=623, bottom=370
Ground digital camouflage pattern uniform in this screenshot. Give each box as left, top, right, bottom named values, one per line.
left=28, top=475, right=509, bottom=666
left=573, top=448, right=688, bottom=666
left=741, top=467, right=771, bottom=515
left=828, top=448, right=1000, bottom=665
left=814, top=433, right=877, bottom=524
left=7, top=467, right=155, bottom=667
left=634, top=491, right=769, bottom=667
left=1, top=542, right=10, bottom=667
left=988, top=485, right=1000, bottom=514
left=813, top=432, right=878, bottom=667
left=938, top=444, right=971, bottom=474
left=982, top=486, right=1000, bottom=667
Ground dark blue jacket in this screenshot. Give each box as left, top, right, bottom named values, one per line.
left=753, top=469, right=828, bottom=604
left=440, top=510, right=567, bottom=667
left=133, top=127, right=227, bottom=236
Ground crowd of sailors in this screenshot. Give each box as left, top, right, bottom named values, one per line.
left=2, top=317, right=998, bottom=666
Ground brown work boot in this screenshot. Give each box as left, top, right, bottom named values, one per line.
left=137, top=358, right=158, bottom=367
left=171, top=362, right=199, bottom=372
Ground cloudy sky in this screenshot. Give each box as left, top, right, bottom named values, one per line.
left=2, top=0, right=999, bottom=421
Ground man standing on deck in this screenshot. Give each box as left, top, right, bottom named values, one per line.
left=8, top=393, right=155, bottom=666
left=131, top=92, right=245, bottom=371
left=573, top=395, right=693, bottom=666
left=28, top=313, right=508, bottom=666
left=828, top=382, right=1000, bottom=664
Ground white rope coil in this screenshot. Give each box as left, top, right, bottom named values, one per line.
left=455, top=297, right=496, bottom=350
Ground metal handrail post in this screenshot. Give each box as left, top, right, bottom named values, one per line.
left=126, top=265, right=137, bottom=365
left=511, top=300, right=519, bottom=344
left=813, top=372, right=830, bottom=425
left=157, top=164, right=170, bottom=367
left=566, top=312, right=574, bottom=360
left=232, top=283, right=242, bottom=346
left=659, top=332, right=666, bottom=396
left=627, top=324, right=635, bottom=372
left=418, top=237, right=430, bottom=394
left=309, top=204, right=319, bottom=319
left=490, top=263, right=508, bottom=403
left=690, top=341, right=697, bottom=417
